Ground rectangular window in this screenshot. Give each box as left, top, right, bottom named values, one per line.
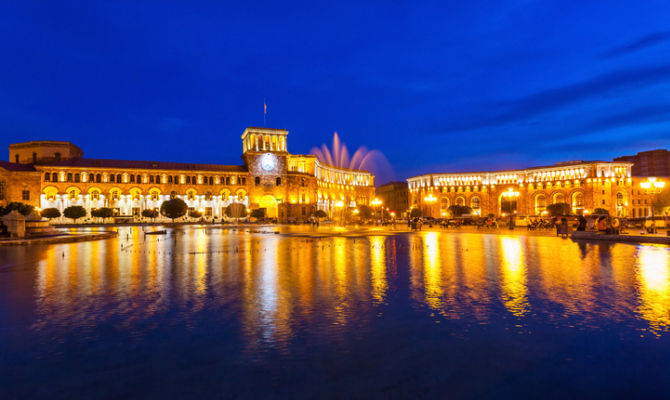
left=0, top=181, right=5, bottom=200
left=22, top=190, right=30, bottom=201
left=150, top=175, right=154, bottom=183
left=602, top=200, right=605, bottom=205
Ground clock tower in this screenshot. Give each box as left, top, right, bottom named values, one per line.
left=241, top=127, right=290, bottom=218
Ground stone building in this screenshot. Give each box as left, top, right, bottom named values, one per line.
left=6, top=127, right=375, bottom=223
left=0, top=161, right=41, bottom=208
left=407, top=160, right=638, bottom=218
left=376, top=181, right=409, bottom=216
left=615, top=149, right=670, bottom=178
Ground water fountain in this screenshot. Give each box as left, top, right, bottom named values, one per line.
left=310, top=132, right=394, bottom=184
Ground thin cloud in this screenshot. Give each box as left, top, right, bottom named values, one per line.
left=439, top=63, right=670, bottom=133
left=601, top=31, right=670, bottom=59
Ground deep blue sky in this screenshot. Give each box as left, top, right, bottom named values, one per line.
left=2, top=1, right=670, bottom=184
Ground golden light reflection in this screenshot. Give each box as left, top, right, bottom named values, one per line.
left=499, top=237, right=528, bottom=317
left=369, top=236, right=387, bottom=303
left=637, top=246, right=670, bottom=334
left=423, top=232, right=443, bottom=310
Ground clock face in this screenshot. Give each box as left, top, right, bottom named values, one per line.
left=260, top=153, right=277, bottom=172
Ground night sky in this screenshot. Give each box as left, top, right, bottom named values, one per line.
left=2, top=1, right=669, bottom=184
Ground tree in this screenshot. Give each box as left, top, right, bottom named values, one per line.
left=547, top=203, right=571, bottom=216
left=448, top=205, right=472, bottom=217
left=160, top=198, right=188, bottom=222
left=40, top=208, right=61, bottom=220
left=91, top=207, right=114, bottom=221
left=225, top=203, right=248, bottom=218
left=63, top=205, right=87, bottom=222
left=410, top=208, right=421, bottom=218
left=189, top=209, right=203, bottom=219
left=358, top=205, right=372, bottom=219
left=142, top=209, right=159, bottom=220
left=592, top=208, right=609, bottom=216
left=314, top=209, right=328, bottom=219
left=250, top=208, right=265, bottom=219
left=1, top=202, right=34, bottom=216
left=652, top=187, right=670, bottom=215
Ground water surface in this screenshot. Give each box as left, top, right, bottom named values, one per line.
left=1, top=226, right=670, bottom=399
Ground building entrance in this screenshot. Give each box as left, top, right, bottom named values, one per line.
left=259, top=195, right=278, bottom=218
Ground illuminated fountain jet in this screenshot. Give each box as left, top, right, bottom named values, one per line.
left=311, top=132, right=394, bottom=183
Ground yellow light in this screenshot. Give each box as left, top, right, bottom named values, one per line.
left=198, top=208, right=205, bottom=213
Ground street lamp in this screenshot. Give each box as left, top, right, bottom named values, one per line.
left=423, top=194, right=437, bottom=217
left=371, top=198, right=383, bottom=221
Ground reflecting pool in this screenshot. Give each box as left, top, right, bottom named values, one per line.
left=1, top=226, right=670, bottom=398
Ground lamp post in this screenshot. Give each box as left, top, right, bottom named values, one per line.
left=423, top=194, right=437, bottom=217
left=371, top=198, right=383, bottom=223
left=641, top=177, right=666, bottom=216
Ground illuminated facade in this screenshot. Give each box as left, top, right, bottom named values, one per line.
left=407, top=160, right=644, bottom=217
left=6, top=127, right=374, bottom=222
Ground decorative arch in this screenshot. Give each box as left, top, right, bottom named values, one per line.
left=148, top=187, right=161, bottom=201
left=570, top=190, right=585, bottom=212
left=455, top=196, right=466, bottom=206
left=43, top=186, right=59, bottom=201
left=534, top=192, right=547, bottom=215
left=185, top=188, right=198, bottom=201
left=219, top=188, right=231, bottom=199
left=65, top=186, right=82, bottom=200
left=108, top=187, right=123, bottom=202
left=440, top=197, right=450, bottom=210
left=236, top=188, right=247, bottom=201
left=470, top=196, right=481, bottom=211
left=551, top=191, right=567, bottom=204
left=129, top=187, right=143, bottom=201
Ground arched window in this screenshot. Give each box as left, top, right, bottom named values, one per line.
left=156, top=175, right=161, bottom=184
left=74, top=173, right=80, bottom=183
left=471, top=197, right=480, bottom=210
left=67, top=173, right=73, bottom=182
left=440, top=197, right=449, bottom=210
left=456, top=197, right=465, bottom=206
left=110, top=174, right=115, bottom=183
left=255, top=177, right=261, bottom=186
left=44, top=173, right=50, bottom=181
left=116, top=174, right=122, bottom=183
left=276, top=177, right=281, bottom=186
left=535, top=194, right=547, bottom=214
left=616, top=192, right=624, bottom=206
left=192, top=176, right=196, bottom=184
left=186, top=176, right=191, bottom=184
left=174, top=176, right=179, bottom=184
left=572, top=192, right=584, bottom=207
left=168, top=176, right=173, bottom=184
left=96, top=174, right=101, bottom=183
left=52, top=173, right=58, bottom=182
left=209, top=176, right=213, bottom=185
left=137, top=175, right=142, bottom=183
left=130, top=175, right=135, bottom=183
left=225, top=177, right=230, bottom=185
left=553, top=192, right=565, bottom=204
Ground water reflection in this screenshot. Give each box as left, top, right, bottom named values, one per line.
left=637, top=246, right=670, bottom=334
left=4, top=227, right=670, bottom=345
left=499, top=237, right=528, bottom=317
